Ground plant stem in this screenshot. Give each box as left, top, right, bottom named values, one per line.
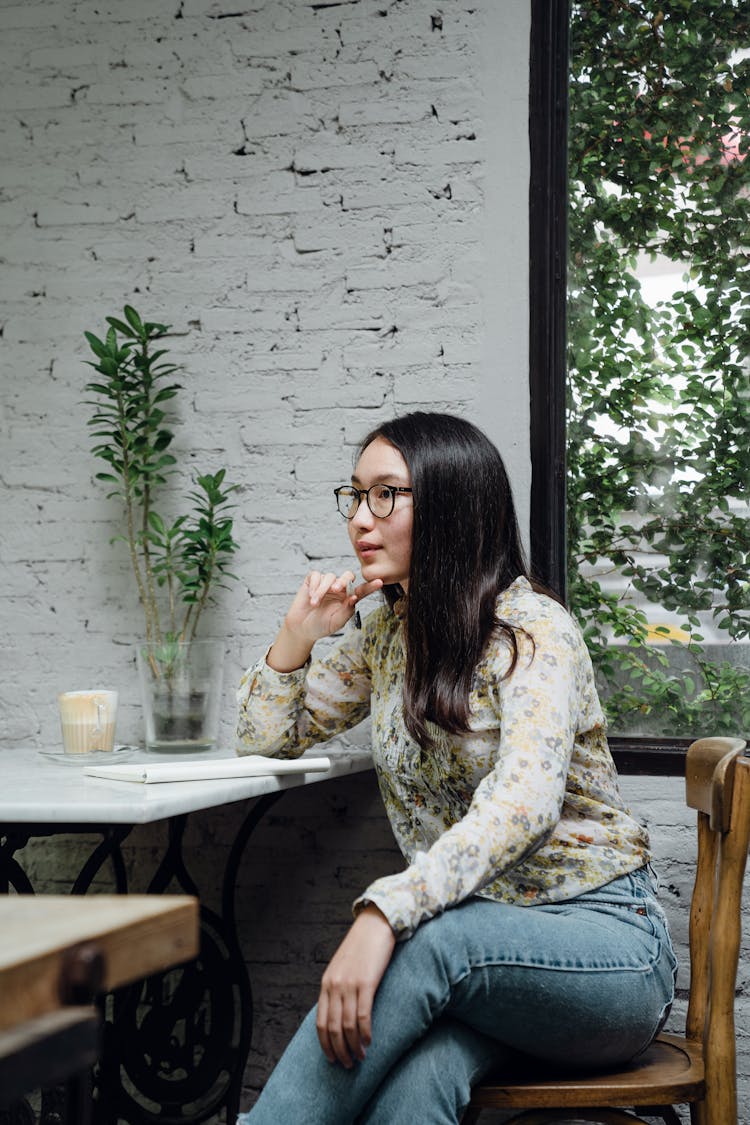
left=137, top=336, right=162, bottom=643
left=167, top=566, right=176, bottom=637
left=117, top=389, right=154, bottom=643
left=189, top=557, right=215, bottom=640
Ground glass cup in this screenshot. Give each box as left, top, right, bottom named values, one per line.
left=58, top=690, right=118, bottom=754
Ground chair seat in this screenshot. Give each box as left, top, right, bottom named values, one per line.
left=468, top=1034, right=705, bottom=1110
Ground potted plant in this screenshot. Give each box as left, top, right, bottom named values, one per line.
left=84, top=305, right=239, bottom=751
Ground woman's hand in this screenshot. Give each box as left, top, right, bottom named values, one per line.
left=267, top=571, right=382, bottom=672
left=316, top=905, right=396, bottom=1068
left=287, top=570, right=382, bottom=642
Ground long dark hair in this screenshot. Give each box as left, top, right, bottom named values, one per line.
left=359, top=411, right=533, bottom=749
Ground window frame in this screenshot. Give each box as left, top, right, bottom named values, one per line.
left=527, top=0, right=689, bottom=774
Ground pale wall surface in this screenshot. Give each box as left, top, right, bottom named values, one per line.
left=1, top=0, right=747, bottom=1121
left=0, top=0, right=530, bottom=752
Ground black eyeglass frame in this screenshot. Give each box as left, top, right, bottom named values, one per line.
left=333, top=485, right=413, bottom=520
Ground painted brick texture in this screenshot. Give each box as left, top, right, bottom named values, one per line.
left=1, top=0, right=494, bottom=751
left=1, top=0, right=747, bottom=1122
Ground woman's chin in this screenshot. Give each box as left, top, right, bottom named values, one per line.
left=366, top=573, right=406, bottom=591
left=359, top=567, right=386, bottom=587
left=355, top=554, right=407, bottom=589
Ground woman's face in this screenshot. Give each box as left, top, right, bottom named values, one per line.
left=349, top=437, right=413, bottom=590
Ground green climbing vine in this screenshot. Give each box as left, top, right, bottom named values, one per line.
left=568, top=0, right=750, bottom=736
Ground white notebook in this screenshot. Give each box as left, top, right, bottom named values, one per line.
left=83, top=755, right=332, bottom=784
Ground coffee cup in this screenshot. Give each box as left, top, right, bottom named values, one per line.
left=58, top=690, right=118, bottom=754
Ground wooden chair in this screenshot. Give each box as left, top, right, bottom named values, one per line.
left=462, top=736, right=750, bottom=1125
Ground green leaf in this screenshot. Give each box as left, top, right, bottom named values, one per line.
left=98, top=356, right=118, bottom=377
left=105, top=316, right=137, bottom=338
left=84, top=332, right=108, bottom=359
left=124, top=305, right=144, bottom=333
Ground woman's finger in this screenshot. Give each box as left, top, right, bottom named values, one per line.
left=337, top=571, right=357, bottom=597
left=326, top=994, right=353, bottom=1069
left=341, top=987, right=365, bottom=1063
left=327, top=573, right=356, bottom=602
left=309, top=571, right=338, bottom=606
left=356, top=983, right=375, bottom=1049
left=353, top=578, right=384, bottom=602
left=315, top=988, right=335, bottom=1064
left=305, top=571, right=322, bottom=601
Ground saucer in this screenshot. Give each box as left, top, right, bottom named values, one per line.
left=39, top=746, right=137, bottom=766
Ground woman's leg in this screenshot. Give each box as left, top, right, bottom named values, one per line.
left=239, top=869, right=676, bottom=1125
left=356, top=1017, right=507, bottom=1125
left=239, top=1010, right=505, bottom=1125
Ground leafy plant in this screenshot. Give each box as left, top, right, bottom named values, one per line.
left=84, top=305, right=239, bottom=644
left=568, top=0, right=750, bottom=736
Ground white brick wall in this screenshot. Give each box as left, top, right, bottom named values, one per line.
left=1, top=0, right=527, bottom=752
left=1, top=0, right=747, bottom=1122
left=1, top=0, right=521, bottom=756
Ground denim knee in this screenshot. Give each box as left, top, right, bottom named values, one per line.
left=356, top=1017, right=501, bottom=1125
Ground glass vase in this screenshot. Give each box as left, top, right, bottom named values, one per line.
left=136, top=639, right=224, bottom=752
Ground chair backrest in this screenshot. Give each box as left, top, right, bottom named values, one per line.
left=684, top=736, right=750, bottom=1122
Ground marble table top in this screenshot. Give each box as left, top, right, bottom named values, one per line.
left=0, top=743, right=373, bottom=826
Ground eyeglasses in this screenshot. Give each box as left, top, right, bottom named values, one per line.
left=334, top=484, right=413, bottom=520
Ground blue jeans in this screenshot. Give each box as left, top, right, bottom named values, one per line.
left=238, top=868, right=677, bottom=1125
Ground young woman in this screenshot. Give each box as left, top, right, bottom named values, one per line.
left=236, top=412, right=676, bottom=1125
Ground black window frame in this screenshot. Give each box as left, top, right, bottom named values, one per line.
left=528, top=0, right=690, bottom=775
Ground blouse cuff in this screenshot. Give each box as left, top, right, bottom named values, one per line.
left=352, top=888, right=413, bottom=942
left=257, top=646, right=311, bottom=682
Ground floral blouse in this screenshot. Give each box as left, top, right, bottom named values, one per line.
left=236, top=577, right=650, bottom=939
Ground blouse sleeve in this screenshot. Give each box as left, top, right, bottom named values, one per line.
left=236, top=619, right=373, bottom=759
left=354, top=605, right=585, bottom=938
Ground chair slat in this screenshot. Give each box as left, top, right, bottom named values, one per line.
left=685, top=813, right=716, bottom=1042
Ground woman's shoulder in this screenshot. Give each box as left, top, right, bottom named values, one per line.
left=496, top=577, right=585, bottom=651
left=471, top=579, right=590, bottom=688
left=498, top=576, right=570, bottom=623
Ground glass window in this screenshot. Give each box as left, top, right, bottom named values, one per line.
left=566, top=1, right=750, bottom=740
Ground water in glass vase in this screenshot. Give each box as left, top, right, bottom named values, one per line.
left=136, top=640, right=224, bottom=753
